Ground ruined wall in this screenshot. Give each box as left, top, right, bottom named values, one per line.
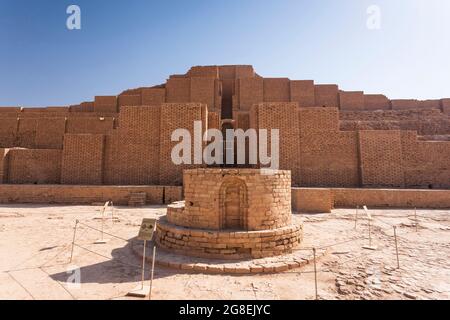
left=401, top=131, right=450, bottom=188
left=66, top=117, right=114, bottom=135
left=61, top=134, right=105, bottom=185
left=94, top=96, right=118, bottom=113
left=0, top=65, right=449, bottom=190
left=298, top=108, right=359, bottom=187
left=16, top=118, right=37, bottom=148
left=35, top=118, right=66, bottom=149
left=359, top=130, right=405, bottom=188
left=0, top=118, right=18, bottom=147
left=173, top=169, right=292, bottom=231
left=0, top=185, right=180, bottom=205
left=0, top=149, right=9, bottom=183
left=290, top=80, right=315, bottom=107
left=159, top=103, right=207, bottom=185
left=7, top=149, right=61, bottom=184
left=251, top=103, right=300, bottom=182
left=339, top=91, right=364, bottom=111
left=104, top=106, right=161, bottom=185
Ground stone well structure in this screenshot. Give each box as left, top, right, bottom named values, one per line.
left=155, top=168, right=303, bottom=260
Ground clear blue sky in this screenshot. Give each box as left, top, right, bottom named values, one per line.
left=1, top=0, right=449, bottom=106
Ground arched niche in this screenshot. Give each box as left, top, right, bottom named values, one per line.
left=219, top=177, right=248, bottom=230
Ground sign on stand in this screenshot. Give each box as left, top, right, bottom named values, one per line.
left=127, top=218, right=158, bottom=298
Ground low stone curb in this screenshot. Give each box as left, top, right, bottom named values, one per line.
left=131, top=240, right=328, bottom=275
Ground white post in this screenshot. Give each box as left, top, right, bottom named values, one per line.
left=313, top=248, right=318, bottom=300
left=141, top=240, right=147, bottom=289
left=149, top=245, right=157, bottom=300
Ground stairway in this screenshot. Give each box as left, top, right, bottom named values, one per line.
left=128, top=192, right=147, bottom=207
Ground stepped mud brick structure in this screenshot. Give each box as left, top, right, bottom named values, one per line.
left=156, top=169, right=303, bottom=259
left=0, top=65, right=449, bottom=206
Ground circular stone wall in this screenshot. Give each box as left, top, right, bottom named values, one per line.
left=156, top=217, right=303, bottom=260
left=156, top=168, right=303, bottom=260
left=167, top=168, right=292, bottom=231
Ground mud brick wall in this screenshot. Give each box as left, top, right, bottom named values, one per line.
left=190, top=77, right=216, bottom=109
left=263, top=78, right=290, bottom=102
left=291, top=188, right=333, bottom=213
left=164, top=186, right=183, bottom=204
left=299, top=131, right=360, bottom=187
left=298, top=107, right=340, bottom=134
left=157, top=217, right=302, bottom=259
left=7, top=149, right=62, bottom=184
left=0, top=149, right=9, bottom=183
left=46, top=107, right=69, bottom=113
left=339, top=91, right=364, bottom=111
left=94, top=96, right=118, bottom=113
left=61, top=134, right=105, bottom=185
left=442, top=99, right=450, bottom=115
left=237, top=78, right=264, bottom=111
left=314, top=84, right=339, bottom=108
left=159, top=103, right=207, bottom=186
left=141, top=88, right=166, bottom=106
left=332, top=188, right=450, bottom=209
left=0, top=185, right=179, bottom=205
left=363, top=94, right=391, bottom=111
left=401, top=131, right=450, bottom=188
left=418, top=100, right=441, bottom=110
left=102, top=133, right=123, bottom=185
left=174, top=169, right=292, bottom=231
left=66, top=117, right=114, bottom=135
left=187, top=66, right=219, bottom=78
left=290, top=80, right=315, bottom=107
left=118, top=94, right=141, bottom=109
left=252, top=103, right=300, bottom=182
left=235, top=112, right=250, bottom=130
left=207, top=112, right=220, bottom=130
left=166, top=78, right=191, bottom=103
left=0, top=118, right=18, bottom=147
left=35, top=118, right=66, bottom=149
left=359, top=130, right=405, bottom=188
left=16, top=118, right=37, bottom=148
left=105, top=106, right=161, bottom=185
left=391, top=99, right=419, bottom=110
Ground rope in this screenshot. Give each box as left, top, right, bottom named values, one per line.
left=77, top=221, right=131, bottom=243
left=72, top=244, right=144, bottom=270
left=6, top=271, right=36, bottom=300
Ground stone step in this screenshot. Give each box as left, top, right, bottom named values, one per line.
left=128, top=192, right=147, bottom=207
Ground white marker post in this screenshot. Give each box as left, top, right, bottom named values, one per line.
left=149, top=245, right=157, bottom=300
left=362, top=205, right=377, bottom=251
left=94, top=201, right=110, bottom=244
left=128, top=218, right=157, bottom=298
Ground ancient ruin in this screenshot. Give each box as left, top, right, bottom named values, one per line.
left=1, top=65, right=449, bottom=299
left=0, top=65, right=449, bottom=211
left=157, top=169, right=302, bottom=259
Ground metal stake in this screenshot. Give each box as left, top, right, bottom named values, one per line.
left=393, top=226, right=400, bottom=269
left=141, top=240, right=147, bottom=289
left=354, top=206, right=359, bottom=229
left=70, top=220, right=79, bottom=263
left=313, top=248, right=318, bottom=300
left=149, top=245, right=157, bottom=300
left=414, top=207, right=418, bottom=232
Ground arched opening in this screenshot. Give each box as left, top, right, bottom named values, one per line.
left=219, top=178, right=248, bottom=230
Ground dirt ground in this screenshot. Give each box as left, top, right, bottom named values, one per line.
left=0, top=204, right=448, bottom=300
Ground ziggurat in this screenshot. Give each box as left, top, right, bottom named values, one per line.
left=0, top=65, right=449, bottom=207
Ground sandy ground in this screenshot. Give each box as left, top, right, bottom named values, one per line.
left=0, top=204, right=448, bottom=300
